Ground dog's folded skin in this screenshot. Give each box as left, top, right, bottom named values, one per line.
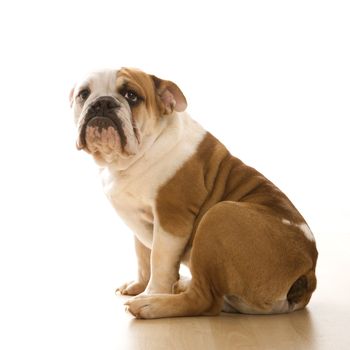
left=70, top=68, right=318, bottom=319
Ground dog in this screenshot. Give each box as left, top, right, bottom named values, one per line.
left=70, top=67, right=318, bottom=319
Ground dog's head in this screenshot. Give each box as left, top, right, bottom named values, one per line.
left=70, top=68, right=187, bottom=166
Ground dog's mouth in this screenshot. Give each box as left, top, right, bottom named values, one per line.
left=76, top=113, right=127, bottom=151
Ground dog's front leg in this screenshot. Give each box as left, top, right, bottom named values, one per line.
left=145, top=225, right=188, bottom=294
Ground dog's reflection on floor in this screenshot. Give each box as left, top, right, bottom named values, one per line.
left=127, top=309, right=316, bottom=350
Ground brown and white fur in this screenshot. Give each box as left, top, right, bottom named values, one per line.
left=70, top=68, right=318, bottom=319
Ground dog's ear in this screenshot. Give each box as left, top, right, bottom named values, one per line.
left=69, top=85, right=75, bottom=108
left=151, top=75, right=187, bottom=114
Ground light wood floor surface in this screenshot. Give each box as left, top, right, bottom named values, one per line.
left=115, top=297, right=349, bottom=350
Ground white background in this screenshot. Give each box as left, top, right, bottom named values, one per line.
left=0, top=1, right=349, bottom=349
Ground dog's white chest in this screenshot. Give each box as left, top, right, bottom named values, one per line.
left=100, top=167, right=155, bottom=248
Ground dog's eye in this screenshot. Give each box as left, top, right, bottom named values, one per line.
left=78, top=89, right=90, bottom=101
left=124, top=90, right=139, bottom=104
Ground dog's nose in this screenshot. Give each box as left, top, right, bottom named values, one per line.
left=91, top=96, right=119, bottom=116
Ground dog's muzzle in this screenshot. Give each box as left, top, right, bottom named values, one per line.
left=77, top=96, right=127, bottom=150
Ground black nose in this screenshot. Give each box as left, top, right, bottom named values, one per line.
left=90, top=96, right=119, bottom=116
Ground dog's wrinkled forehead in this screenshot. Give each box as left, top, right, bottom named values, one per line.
left=77, top=68, right=149, bottom=92
left=77, top=70, right=118, bottom=98
left=92, top=70, right=117, bottom=94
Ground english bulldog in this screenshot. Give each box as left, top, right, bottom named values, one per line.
left=70, top=68, right=318, bottom=319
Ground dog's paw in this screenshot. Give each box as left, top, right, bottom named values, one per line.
left=125, top=295, right=163, bottom=319
left=116, top=281, right=147, bottom=296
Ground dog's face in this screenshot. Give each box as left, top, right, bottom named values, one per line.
left=70, top=68, right=187, bottom=166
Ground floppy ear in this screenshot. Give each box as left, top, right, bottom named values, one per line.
left=69, top=85, right=75, bottom=108
left=151, top=75, right=187, bottom=114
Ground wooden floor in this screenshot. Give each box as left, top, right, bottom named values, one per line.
left=115, top=297, right=349, bottom=350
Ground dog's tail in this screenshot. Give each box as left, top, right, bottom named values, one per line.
left=287, top=270, right=317, bottom=311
